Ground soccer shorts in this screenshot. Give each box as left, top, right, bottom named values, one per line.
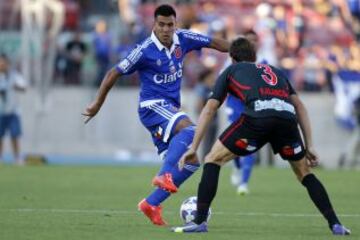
left=0, top=113, right=22, bottom=138
left=138, top=99, right=189, bottom=155
left=219, top=114, right=305, bottom=161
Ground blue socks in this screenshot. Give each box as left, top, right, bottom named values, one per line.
left=233, top=154, right=255, bottom=185
left=158, top=126, right=195, bottom=175
left=241, top=154, right=255, bottom=185
left=146, top=126, right=199, bottom=206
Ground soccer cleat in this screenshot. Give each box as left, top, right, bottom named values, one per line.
left=152, top=173, right=178, bottom=193
left=138, top=199, right=167, bottom=226
left=237, top=184, right=249, bottom=196
left=171, top=221, right=208, bottom=233
left=332, top=224, right=351, bottom=236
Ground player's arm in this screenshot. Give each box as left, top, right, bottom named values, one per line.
left=82, top=44, right=143, bottom=123
left=290, top=94, right=312, bottom=147
left=208, top=37, right=230, bottom=52
left=191, top=99, right=221, bottom=152
left=179, top=29, right=229, bottom=53
left=179, top=67, right=230, bottom=168
left=82, top=68, right=121, bottom=123
left=290, top=93, right=318, bottom=166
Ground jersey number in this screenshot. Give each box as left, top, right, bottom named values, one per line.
left=256, top=64, right=278, bottom=86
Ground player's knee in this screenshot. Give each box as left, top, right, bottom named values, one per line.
left=174, top=119, right=194, bottom=134
left=204, top=152, right=224, bottom=166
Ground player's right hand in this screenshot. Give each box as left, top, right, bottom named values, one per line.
left=305, top=147, right=319, bottom=168
left=178, top=149, right=196, bottom=170
left=82, top=102, right=101, bottom=124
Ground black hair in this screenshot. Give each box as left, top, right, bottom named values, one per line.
left=154, top=4, right=176, bottom=19
left=230, top=37, right=256, bottom=63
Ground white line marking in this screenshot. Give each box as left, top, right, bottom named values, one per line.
left=1, top=208, right=359, bottom=218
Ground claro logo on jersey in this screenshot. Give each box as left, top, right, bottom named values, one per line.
left=153, top=63, right=183, bottom=84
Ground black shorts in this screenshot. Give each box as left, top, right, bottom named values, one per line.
left=219, top=115, right=306, bottom=161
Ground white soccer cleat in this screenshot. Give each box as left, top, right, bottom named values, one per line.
left=237, top=184, right=249, bottom=196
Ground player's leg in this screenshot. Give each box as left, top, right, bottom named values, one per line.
left=274, top=117, right=350, bottom=235
left=172, top=140, right=236, bottom=233
left=0, top=115, right=7, bottom=162
left=172, top=115, right=265, bottom=233
left=141, top=118, right=200, bottom=226
left=195, top=140, right=236, bottom=223
left=288, top=158, right=350, bottom=235
left=9, top=114, right=23, bottom=165
left=237, top=153, right=255, bottom=195
left=230, top=156, right=241, bottom=186
left=152, top=117, right=200, bottom=193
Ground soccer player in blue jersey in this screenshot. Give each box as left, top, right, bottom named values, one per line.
left=82, top=4, right=229, bottom=226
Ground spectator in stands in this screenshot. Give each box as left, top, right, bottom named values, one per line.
left=64, top=31, right=87, bottom=85
left=0, top=54, right=27, bottom=165
left=93, top=19, right=112, bottom=87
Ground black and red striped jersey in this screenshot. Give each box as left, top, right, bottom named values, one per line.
left=209, top=62, right=297, bottom=120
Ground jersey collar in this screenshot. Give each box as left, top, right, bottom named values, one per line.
left=151, top=31, right=179, bottom=58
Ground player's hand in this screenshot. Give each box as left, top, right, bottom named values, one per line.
left=82, top=101, right=101, bottom=124
left=305, top=146, right=319, bottom=168
left=178, top=149, right=196, bottom=170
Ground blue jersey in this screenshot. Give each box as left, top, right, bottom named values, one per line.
left=116, top=29, right=212, bottom=108
left=116, top=29, right=212, bottom=154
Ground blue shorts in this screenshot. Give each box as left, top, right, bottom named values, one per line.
left=138, top=100, right=189, bottom=155
left=0, top=113, right=22, bottom=138
left=225, top=94, right=245, bottom=122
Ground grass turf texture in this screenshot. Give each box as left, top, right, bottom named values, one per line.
left=0, top=165, right=358, bottom=240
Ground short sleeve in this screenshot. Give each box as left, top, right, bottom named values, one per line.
left=209, top=66, right=231, bottom=103
left=178, top=29, right=212, bottom=52
left=116, top=44, right=145, bottom=75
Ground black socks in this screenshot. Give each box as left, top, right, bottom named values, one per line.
left=302, top=173, right=341, bottom=228
left=194, top=163, right=221, bottom=224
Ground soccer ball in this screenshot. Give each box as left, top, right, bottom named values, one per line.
left=179, top=196, right=211, bottom=224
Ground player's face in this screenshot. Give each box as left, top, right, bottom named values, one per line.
left=154, top=15, right=176, bottom=48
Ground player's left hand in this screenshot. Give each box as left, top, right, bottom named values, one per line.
left=305, top=147, right=319, bottom=167
left=82, top=101, right=101, bottom=124
left=178, top=149, right=196, bottom=170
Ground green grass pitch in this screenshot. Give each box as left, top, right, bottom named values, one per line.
left=0, top=165, right=359, bottom=240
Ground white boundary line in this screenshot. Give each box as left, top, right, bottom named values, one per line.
left=1, top=208, right=360, bottom=218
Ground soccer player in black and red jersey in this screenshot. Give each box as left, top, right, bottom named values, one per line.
left=171, top=37, right=351, bottom=235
